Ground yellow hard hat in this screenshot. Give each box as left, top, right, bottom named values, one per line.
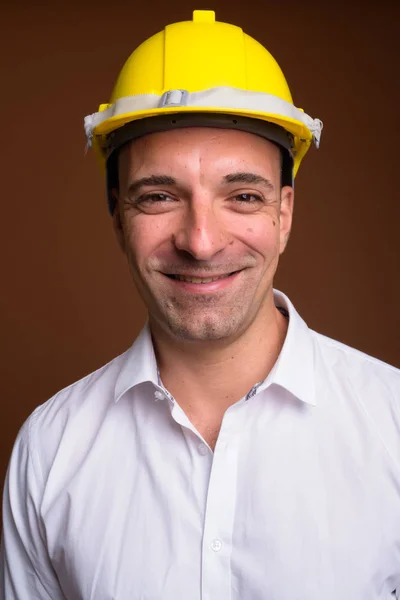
left=84, top=10, right=322, bottom=213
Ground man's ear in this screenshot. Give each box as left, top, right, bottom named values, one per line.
left=111, top=189, right=126, bottom=254
left=279, top=185, right=294, bottom=255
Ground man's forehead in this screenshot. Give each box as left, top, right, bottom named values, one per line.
left=119, top=127, right=281, bottom=176
left=124, top=126, right=279, bottom=153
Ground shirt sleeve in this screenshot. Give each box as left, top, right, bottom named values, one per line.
left=0, top=414, right=66, bottom=600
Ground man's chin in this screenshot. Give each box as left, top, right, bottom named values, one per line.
left=161, top=313, right=243, bottom=342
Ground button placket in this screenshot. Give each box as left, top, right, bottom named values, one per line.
left=200, top=405, right=243, bottom=599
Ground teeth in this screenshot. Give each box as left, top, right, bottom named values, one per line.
left=174, top=274, right=231, bottom=283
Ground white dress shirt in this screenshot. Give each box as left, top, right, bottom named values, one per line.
left=1, top=290, right=400, bottom=600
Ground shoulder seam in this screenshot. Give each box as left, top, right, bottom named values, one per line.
left=47, top=351, right=126, bottom=401
left=311, top=330, right=399, bottom=374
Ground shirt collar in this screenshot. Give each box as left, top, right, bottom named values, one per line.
left=114, top=323, right=159, bottom=403
left=266, top=289, right=316, bottom=406
left=114, top=289, right=315, bottom=406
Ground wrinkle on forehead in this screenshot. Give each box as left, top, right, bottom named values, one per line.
left=120, top=127, right=281, bottom=189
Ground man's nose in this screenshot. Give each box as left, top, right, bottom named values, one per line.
left=173, top=199, right=230, bottom=260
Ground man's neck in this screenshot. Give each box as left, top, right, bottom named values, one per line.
left=150, top=302, right=288, bottom=416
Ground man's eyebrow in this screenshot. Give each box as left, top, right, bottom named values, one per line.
left=223, top=172, right=275, bottom=191
left=127, top=175, right=176, bottom=195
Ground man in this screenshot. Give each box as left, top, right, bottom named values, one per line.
left=1, top=9, right=399, bottom=600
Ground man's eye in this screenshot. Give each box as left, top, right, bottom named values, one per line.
left=233, top=193, right=262, bottom=203
left=139, top=193, right=172, bottom=203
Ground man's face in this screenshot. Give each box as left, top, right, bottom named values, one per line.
left=113, top=127, right=293, bottom=342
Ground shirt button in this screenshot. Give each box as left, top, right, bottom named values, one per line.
left=154, top=390, right=165, bottom=401
left=211, top=539, right=222, bottom=552
left=198, top=443, right=208, bottom=455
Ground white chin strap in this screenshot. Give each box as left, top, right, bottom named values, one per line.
left=84, top=86, right=323, bottom=148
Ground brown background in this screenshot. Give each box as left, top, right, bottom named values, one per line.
left=1, top=1, right=399, bottom=490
